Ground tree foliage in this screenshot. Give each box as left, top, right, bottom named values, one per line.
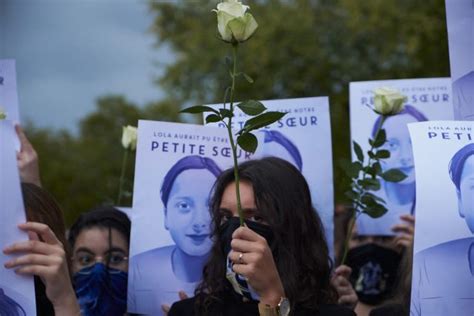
left=26, top=96, right=181, bottom=225
left=149, top=0, right=449, bottom=202
left=27, top=0, right=449, bottom=224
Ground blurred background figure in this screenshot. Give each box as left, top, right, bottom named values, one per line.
left=68, top=206, right=131, bottom=316
left=335, top=204, right=415, bottom=316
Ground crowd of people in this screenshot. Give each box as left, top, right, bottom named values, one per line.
left=2, top=125, right=417, bottom=316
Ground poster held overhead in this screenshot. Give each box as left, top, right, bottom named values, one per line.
left=0, top=120, right=36, bottom=316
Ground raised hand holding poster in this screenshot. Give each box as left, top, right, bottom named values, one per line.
left=350, top=78, right=453, bottom=235
left=0, top=120, right=36, bottom=316
left=409, top=121, right=474, bottom=315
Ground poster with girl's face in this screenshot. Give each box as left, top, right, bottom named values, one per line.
left=128, top=120, right=245, bottom=315
left=205, top=97, right=335, bottom=255
left=409, top=121, right=474, bottom=315
left=350, top=78, right=453, bottom=235
left=0, top=120, right=36, bottom=316
left=445, top=0, right=474, bottom=120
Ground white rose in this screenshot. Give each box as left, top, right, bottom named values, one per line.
left=121, top=125, right=137, bottom=151
left=373, top=87, right=407, bottom=115
left=213, top=0, right=258, bottom=43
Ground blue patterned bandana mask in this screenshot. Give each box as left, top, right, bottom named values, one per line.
left=73, top=263, right=128, bottom=316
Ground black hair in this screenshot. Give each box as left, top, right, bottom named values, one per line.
left=161, top=155, right=222, bottom=207
left=195, top=157, right=336, bottom=314
left=68, top=206, right=131, bottom=250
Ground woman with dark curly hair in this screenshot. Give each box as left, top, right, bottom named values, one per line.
left=169, top=157, right=355, bottom=316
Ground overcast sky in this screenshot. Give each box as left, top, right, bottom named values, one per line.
left=0, top=0, right=173, bottom=132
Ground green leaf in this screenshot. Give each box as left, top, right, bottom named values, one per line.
left=220, top=108, right=233, bottom=119
left=237, top=100, right=267, bottom=116
left=205, top=114, right=222, bottom=124
left=362, top=192, right=386, bottom=204
left=243, top=73, right=254, bottom=83
left=357, top=178, right=381, bottom=191
left=376, top=149, right=390, bottom=159
left=361, top=193, right=376, bottom=206
left=349, top=161, right=363, bottom=178
left=368, top=151, right=376, bottom=159
left=373, top=162, right=382, bottom=175
left=373, top=129, right=386, bottom=148
left=241, top=111, right=285, bottom=132
left=381, top=169, right=407, bottom=182
left=364, top=165, right=377, bottom=178
left=339, top=159, right=362, bottom=179
left=237, top=132, right=258, bottom=153
left=363, top=202, right=388, bottom=218
left=353, top=141, right=364, bottom=162
left=344, top=189, right=359, bottom=201
left=181, top=105, right=219, bottom=115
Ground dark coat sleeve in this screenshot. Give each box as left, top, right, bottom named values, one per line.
left=168, top=297, right=196, bottom=316
left=317, top=304, right=357, bottom=316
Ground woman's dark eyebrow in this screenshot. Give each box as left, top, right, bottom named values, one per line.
left=105, top=247, right=128, bottom=255
left=242, top=207, right=259, bottom=213
left=218, top=207, right=232, bottom=213
left=74, top=247, right=94, bottom=255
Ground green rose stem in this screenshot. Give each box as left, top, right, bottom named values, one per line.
left=225, top=42, right=244, bottom=226
left=116, top=148, right=129, bottom=206
left=340, top=115, right=387, bottom=265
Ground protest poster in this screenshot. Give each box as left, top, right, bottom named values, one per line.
left=0, top=60, right=20, bottom=123
left=206, top=97, right=335, bottom=255
left=0, top=120, right=36, bottom=316
left=0, top=60, right=21, bottom=150
left=409, top=121, right=474, bottom=315
left=350, top=78, right=453, bottom=235
left=127, top=120, right=249, bottom=315
left=445, top=0, right=474, bottom=120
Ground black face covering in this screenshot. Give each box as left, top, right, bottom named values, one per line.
left=220, top=217, right=275, bottom=300
left=220, top=217, right=275, bottom=255
left=345, top=243, right=401, bottom=305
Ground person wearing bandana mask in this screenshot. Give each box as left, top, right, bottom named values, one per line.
left=168, top=157, right=355, bottom=316
left=68, top=206, right=131, bottom=316
left=340, top=212, right=415, bottom=316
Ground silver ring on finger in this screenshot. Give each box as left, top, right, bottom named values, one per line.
left=238, top=252, right=244, bottom=264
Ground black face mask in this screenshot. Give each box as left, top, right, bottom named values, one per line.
left=220, top=217, right=275, bottom=256
left=345, top=243, right=401, bottom=305
left=220, top=217, right=275, bottom=300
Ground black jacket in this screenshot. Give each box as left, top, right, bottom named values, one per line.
left=169, top=291, right=356, bottom=316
